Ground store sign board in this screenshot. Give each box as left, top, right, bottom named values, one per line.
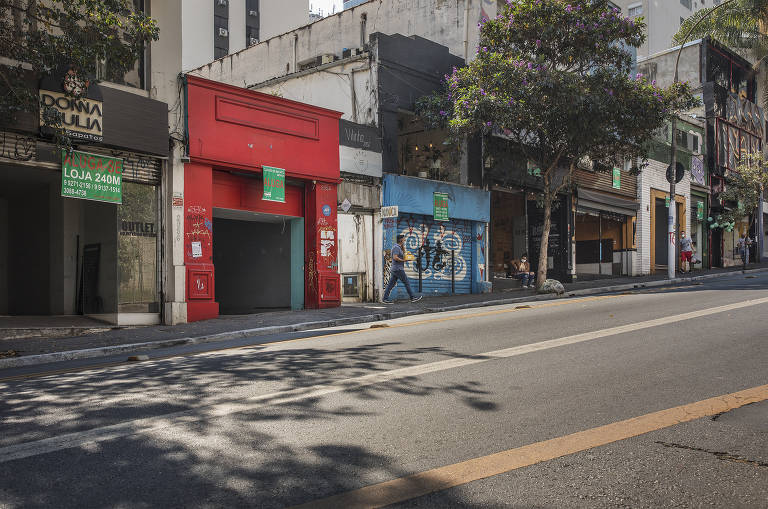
left=612, top=167, right=621, bottom=189
left=40, top=90, right=103, bottom=142
left=697, top=201, right=704, bottom=220
left=61, top=150, right=122, bottom=204
left=262, top=166, right=285, bottom=203
left=381, top=206, right=399, bottom=218
left=691, top=156, right=706, bottom=186
left=433, top=192, right=449, bottom=221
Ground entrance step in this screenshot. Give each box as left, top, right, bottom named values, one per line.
left=0, top=316, right=117, bottom=340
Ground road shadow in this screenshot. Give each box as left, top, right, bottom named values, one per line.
left=0, top=341, right=504, bottom=507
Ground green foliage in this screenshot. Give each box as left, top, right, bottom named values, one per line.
left=419, top=0, right=698, bottom=285
left=433, top=0, right=698, bottom=180
left=710, top=152, right=768, bottom=231
left=0, top=0, right=159, bottom=144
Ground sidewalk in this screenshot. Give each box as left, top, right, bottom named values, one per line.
left=2, top=263, right=767, bottom=368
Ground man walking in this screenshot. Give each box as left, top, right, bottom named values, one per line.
left=382, top=234, right=422, bottom=304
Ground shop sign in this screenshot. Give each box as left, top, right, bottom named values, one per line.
left=262, top=166, right=285, bottom=202
left=40, top=90, right=103, bottom=142
left=697, top=201, right=704, bottom=220
left=665, top=196, right=670, bottom=208
left=433, top=192, right=449, bottom=221
left=381, top=206, right=399, bottom=218
left=612, top=167, right=621, bottom=189
left=340, top=198, right=352, bottom=212
left=691, top=156, right=706, bottom=186
left=61, top=150, right=122, bottom=204
left=120, top=221, right=156, bottom=237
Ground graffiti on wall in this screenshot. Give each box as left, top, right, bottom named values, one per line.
left=383, top=217, right=471, bottom=286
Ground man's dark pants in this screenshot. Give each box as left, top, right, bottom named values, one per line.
left=383, top=268, right=414, bottom=300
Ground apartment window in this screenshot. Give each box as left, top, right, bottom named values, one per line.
left=628, top=3, right=642, bottom=17
left=680, top=0, right=692, bottom=9
left=214, top=0, right=229, bottom=60
left=246, top=0, right=260, bottom=46
left=680, top=16, right=685, bottom=26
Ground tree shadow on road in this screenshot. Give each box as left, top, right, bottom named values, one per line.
left=0, top=341, right=506, bottom=507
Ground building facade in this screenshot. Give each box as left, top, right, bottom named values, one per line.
left=639, top=39, right=765, bottom=268
left=183, top=76, right=343, bottom=321
left=0, top=74, right=168, bottom=325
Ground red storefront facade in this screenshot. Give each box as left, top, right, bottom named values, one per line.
left=184, top=76, right=342, bottom=322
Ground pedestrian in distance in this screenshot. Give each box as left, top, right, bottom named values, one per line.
left=382, top=234, right=423, bottom=304
left=679, top=230, right=693, bottom=273
left=738, top=231, right=752, bottom=271
left=511, top=253, right=536, bottom=289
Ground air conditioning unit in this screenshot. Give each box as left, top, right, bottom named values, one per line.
left=218, top=27, right=229, bottom=37
left=249, top=37, right=258, bottom=46
left=319, top=53, right=337, bottom=65
left=217, top=0, right=227, bottom=6
left=248, top=9, right=258, bottom=16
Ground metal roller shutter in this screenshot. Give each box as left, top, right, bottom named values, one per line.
left=389, top=213, right=474, bottom=299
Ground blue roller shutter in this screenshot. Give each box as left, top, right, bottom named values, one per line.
left=388, top=213, right=474, bottom=299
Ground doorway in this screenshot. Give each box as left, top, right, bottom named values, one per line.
left=652, top=196, right=683, bottom=273
left=212, top=209, right=304, bottom=314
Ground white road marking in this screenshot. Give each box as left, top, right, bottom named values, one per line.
left=1, top=296, right=767, bottom=464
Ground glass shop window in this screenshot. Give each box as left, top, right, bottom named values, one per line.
left=118, top=182, right=159, bottom=313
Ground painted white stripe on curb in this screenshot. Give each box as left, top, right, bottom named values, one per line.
left=1, top=296, right=768, bottom=463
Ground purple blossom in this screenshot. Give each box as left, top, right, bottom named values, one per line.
left=535, top=39, right=542, bottom=47
left=565, top=4, right=573, bottom=12
left=486, top=121, right=493, bottom=127
left=439, top=110, right=447, bottom=116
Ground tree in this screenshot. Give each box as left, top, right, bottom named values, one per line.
left=0, top=0, right=159, bottom=143
left=674, top=0, right=768, bottom=104
left=709, top=152, right=768, bottom=234
left=421, top=0, right=697, bottom=287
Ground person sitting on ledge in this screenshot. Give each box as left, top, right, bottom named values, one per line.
left=510, top=253, right=536, bottom=289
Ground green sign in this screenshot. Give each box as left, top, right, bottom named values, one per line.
left=262, top=166, right=285, bottom=203
left=61, top=150, right=122, bottom=204
left=612, top=167, right=621, bottom=189
left=697, top=201, right=704, bottom=220
left=665, top=196, right=670, bottom=207
left=433, top=192, right=449, bottom=221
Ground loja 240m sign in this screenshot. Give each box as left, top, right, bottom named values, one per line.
left=61, top=150, right=123, bottom=204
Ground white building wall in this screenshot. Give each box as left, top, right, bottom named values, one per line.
left=636, top=159, right=691, bottom=275
left=255, top=57, right=376, bottom=124
left=180, top=0, right=308, bottom=72
left=188, top=0, right=496, bottom=86
left=181, top=0, right=215, bottom=71
left=260, top=0, right=310, bottom=41
left=615, top=0, right=711, bottom=58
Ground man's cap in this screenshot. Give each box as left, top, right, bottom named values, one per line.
left=396, top=234, right=405, bottom=242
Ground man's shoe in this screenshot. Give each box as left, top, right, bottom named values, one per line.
left=410, top=296, right=423, bottom=303
left=382, top=299, right=394, bottom=304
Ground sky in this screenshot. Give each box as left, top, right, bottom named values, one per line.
left=309, top=0, right=343, bottom=16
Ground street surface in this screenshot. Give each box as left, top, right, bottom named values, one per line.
left=1, top=273, right=767, bottom=508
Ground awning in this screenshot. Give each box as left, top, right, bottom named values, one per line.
left=577, top=188, right=639, bottom=216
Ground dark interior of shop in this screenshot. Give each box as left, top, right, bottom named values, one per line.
left=213, top=216, right=292, bottom=314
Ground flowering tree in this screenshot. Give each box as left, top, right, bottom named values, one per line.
left=423, top=0, right=697, bottom=287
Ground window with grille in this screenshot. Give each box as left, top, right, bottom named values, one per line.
left=214, top=0, right=229, bottom=60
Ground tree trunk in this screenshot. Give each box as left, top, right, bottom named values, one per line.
left=536, top=190, right=552, bottom=288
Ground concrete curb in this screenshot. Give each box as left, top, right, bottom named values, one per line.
left=2, top=267, right=766, bottom=370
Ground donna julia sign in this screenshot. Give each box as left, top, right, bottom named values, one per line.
left=40, top=90, right=103, bottom=143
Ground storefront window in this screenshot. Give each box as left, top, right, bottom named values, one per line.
left=575, top=210, right=628, bottom=277
left=690, top=197, right=705, bottom=269
left=118, top=182, right=159, bottom=313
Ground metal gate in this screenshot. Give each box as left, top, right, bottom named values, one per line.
left=386, top=213, right=474, bottom=298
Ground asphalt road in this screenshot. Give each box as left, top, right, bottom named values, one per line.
left=0, top=273, right=767, bottom=508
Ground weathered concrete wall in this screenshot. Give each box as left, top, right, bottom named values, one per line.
left=189, top=0, right=496, bottom=86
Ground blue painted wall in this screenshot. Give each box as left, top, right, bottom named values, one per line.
left=382, top=175, right=490, bottom=299
left=383, top=174, right=490, bottom=223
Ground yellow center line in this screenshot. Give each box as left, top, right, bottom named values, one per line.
left=0, top=294, right=625, bottom=383
left=290, top=383, right=768, bottom=509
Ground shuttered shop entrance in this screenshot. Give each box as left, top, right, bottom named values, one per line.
left=388, top=213, right=474, bottom=298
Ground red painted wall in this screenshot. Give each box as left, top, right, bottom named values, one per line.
left=212, top=171, right=304, bottom=217
left=305, top=183, right=340, bottom=308
left=184, top=77, right=341, bottom=322
left=186, top=76, right=340, bottom=182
